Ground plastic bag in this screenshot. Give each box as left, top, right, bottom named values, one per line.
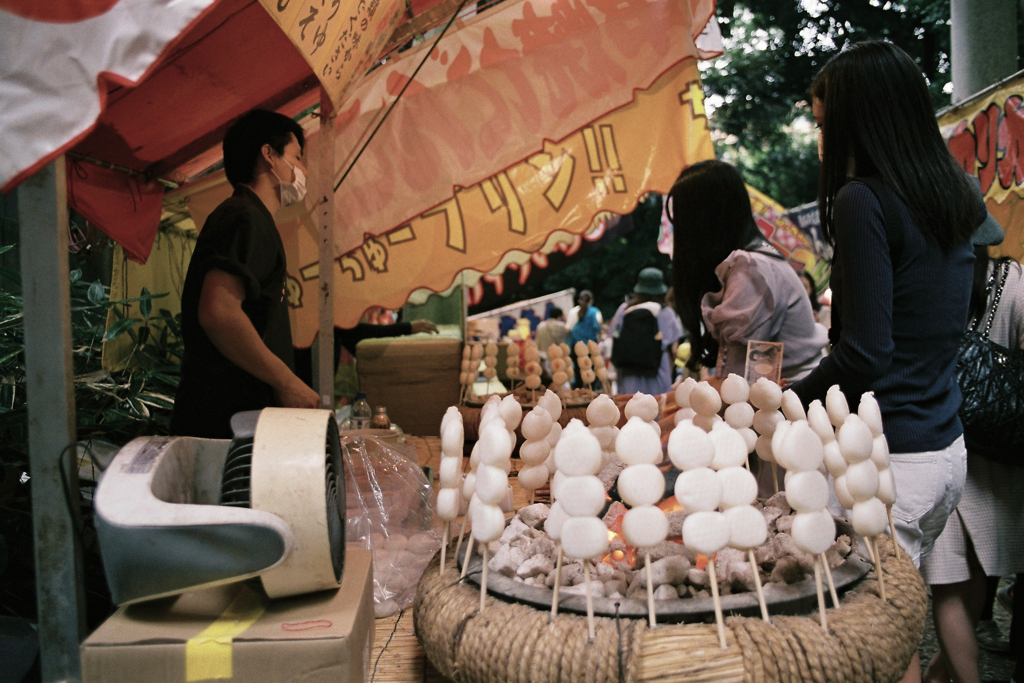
left=341, top=432, right=441, bottom=617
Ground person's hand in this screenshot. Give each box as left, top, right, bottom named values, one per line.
left=411, top=319, right=439, bottom=334
left=275, top=374, right=321, bottom=409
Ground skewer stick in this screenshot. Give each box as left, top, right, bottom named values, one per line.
left=861, top=536, right=876, bottom=563
left=461, top=538, right=474, bottom=579
left=748, top=549, right=770, bottom=623
left=455, top=516, right=467, bottom=558
left=872, top=536, right=886, bottom=602
left=706, top=560, right=728, bottom=649
left=814, top=557, right=828, bottom=631
left=771, top=463, right=779, bottom=494
left=529, top=491, right=535, bottom=506
left=887, top=505, right=902, bottom=559
left=550, top=543, right=563, bottom=620
left=480, top=545, right=489, bottom=612
left=584, top=561, right=596, bottom=641
left=819, top=553, right=840, bottom=608
left=645, top=551, right=657, bottom=629
left=744, top=454, right=751, bottom=471
left=439, top=522, right=449, bottom=577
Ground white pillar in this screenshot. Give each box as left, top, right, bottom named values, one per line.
left=951, top=0, right=1018, bottom=102
left=18, top=156, right=85, bottom=682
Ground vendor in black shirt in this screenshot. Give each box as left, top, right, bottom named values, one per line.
left=171, top=109, right=319, bottom=438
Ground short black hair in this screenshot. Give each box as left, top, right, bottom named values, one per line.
left=548, top=306, right=563, bottom=319
left=578, top=290, right=594, bottom=303
left=223, top=109, right=305, bottom=189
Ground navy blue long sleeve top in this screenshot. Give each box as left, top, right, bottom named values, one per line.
left=791, top=181, right=975, bottom=454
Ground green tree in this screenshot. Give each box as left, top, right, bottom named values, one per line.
left=704, top=0, right=955, bottom=208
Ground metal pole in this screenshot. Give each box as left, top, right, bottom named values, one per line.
left=951, top=0, right=1018, bottom=103
left=18, top=156, right=85, bottom=682
left=317, top=89, right=336, bottom=408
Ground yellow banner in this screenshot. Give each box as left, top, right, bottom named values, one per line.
left=283, top=57, right=713, bottom=343
left=257, top=0, right=405, bottom=107
left=939, top=73, right=1024, bottom=261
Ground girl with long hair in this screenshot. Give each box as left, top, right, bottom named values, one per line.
left=790, top=40, right=985, bottom=681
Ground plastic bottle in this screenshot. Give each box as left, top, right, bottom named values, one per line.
left=352, top=392, right=371, bottom=430
left=370, top=405, right=391, bottom=430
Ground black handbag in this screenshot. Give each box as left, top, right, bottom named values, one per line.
left=955, top=260, right=1024, bottom=466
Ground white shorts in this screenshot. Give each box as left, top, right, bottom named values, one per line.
left=889, top=435, right=967, bottom=568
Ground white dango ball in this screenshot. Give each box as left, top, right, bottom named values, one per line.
left=538, top=390, right=562, bottom=422
left=674, top=407, right=697, bottom=425
left=596, top=366, right=609, bottom=382
left=500, top=395, right=523, bottom=431
left=647, top=420, right=662, bottom=437
left=778, top=420, right=824, bottom=472
left=833, top=474, right=856, bottom=510
left=682, top=511, right=731, bottom=555
left=550, top=358, right=566, bottom=372
left=554, top=423, right=603, bottom=476
left=475, top=464, right=508, bottom=505
left=462, top=472, right=476, bottom=501
left=438, top=457, right=463, bottom=488
left=749, top=377, right=783, bottom=411
left=483, top=356, right=498, bottom=368
left=590, top=425, right=618, bottom=451
left=823, top=440, right=847, bottom=478
left=587, top=394, right=621, bottom=427
left=674, top=377, right=698, bottom=409
left=709, top=425, right=749, bottom=470
left=459, top=372, right=470, bottom=384
left=617, top=463, right=665, bottom=507
left=477, top=426, right=513, bottom=466
left=837, top=414, right=873, bottom=464
left=578, top=356, right=593, bottom=371
left=720, top=373, right=750, bottom=405
left=724, top=402, right=755, bottom=429
left=471, top=504, right=506, bottom=543
left=558, top=475, right=606, bottom=517
left=725, top=505, right=769, bottom=550
left=870, top=436, right=891, bottom=470
left=545, top=421, right=562, bottom=448
left=852, top=498, right=888, bottom=537
left=674, top=467, right=723, bottom=512
left=771, top=420, right=792, bottom=466
left=460, top=359, right=472, bottom=372
left=716, top=466, right=758, bottom=508
left=845, top=460, right=880, bottom=502
left=518, top=464, right=550, bottom=492
left=791, top=509, right=836, bottom=555
left=545, top=501, right=568, bottom=541
left=524, top=374, right=542, bottom=389
left=588, top=340, right=601, bottom=355
left=523, top=345, right=540, bottom=362
left=692, top=413, right=721, bottom=433
left=551, top=470, right=565, bottom=500
left=519, top=440, right=550, bottom=465
left=689, top=382, right=722, bottom=417
left=615, top=417, right=663, bottom=466
left=552, top=371, right=569, bottom=386
left=574, top=341, right=588, bottom=357
left=858, top=391, right=884, bottom=437
left=548, top=344, right=563, bottom=360
left=484, top=342, right=499, bottom=357
left=470, top=343, right=484, bottom=360
left=755, top=434, right=775, bottom=462
left=622, top=505, right=669, bottom=548
left=752, top=408, right=784, bottom=436
left=807, top=399, right=835, bottom=444
left=483, top=367, right=498, bottom=379
left=781, top=390, right=806, bottom=422
left=581, top=369, right=597, bottom=385
left=441, top=421, right=464, bottom=457
left=462, top=345, right=472, bottom=360
left=785, top=470, right=830, bottom=512
left=521, top=407, right=554, bottom=441
left=436, top=488, right=460, bottom=521
left=441, top=406, right=462, bottom=434
left=738, top=427, right=757, bottom=454
left=877, top=467, right=897, bottom=506
left=826, top=385, right=850, bottom=427
left=625, top=393, right=660, bottom=422
left=561, top=517, right=609, bottom=560
left=667, top=421, right=714, bottom=470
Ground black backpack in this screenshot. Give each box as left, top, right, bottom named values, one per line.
left=612, top=307, right=663, bottom=376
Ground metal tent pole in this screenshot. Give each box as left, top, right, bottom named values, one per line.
left=317, top=89, right=336, bottom=408
left=18, top=156, right=85, bottom=682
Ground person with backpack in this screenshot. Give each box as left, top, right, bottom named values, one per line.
left=611, top=268, right=682, bottom=395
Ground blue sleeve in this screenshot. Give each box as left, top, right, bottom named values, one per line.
left=791, top=183, right=894, bottom=403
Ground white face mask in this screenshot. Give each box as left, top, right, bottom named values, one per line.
left=272, top=157, right=307, bottom=207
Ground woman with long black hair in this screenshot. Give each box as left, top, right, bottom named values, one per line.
left=789, top=40, right=987, bottom=681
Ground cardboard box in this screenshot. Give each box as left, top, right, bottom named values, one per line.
left=357, top=336, right=461, bottom=437
left=81, top=548, right=374, bottom=683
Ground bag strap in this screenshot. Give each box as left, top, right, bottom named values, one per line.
left=976, top=260, right=1011, bottom=339
left=857, top=177, right=905, bottom=267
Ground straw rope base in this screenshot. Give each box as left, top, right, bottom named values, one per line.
left=414, top=535, right=926, bottom=683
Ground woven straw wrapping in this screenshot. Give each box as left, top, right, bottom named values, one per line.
left=414, top=535, right=926, bottom=683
